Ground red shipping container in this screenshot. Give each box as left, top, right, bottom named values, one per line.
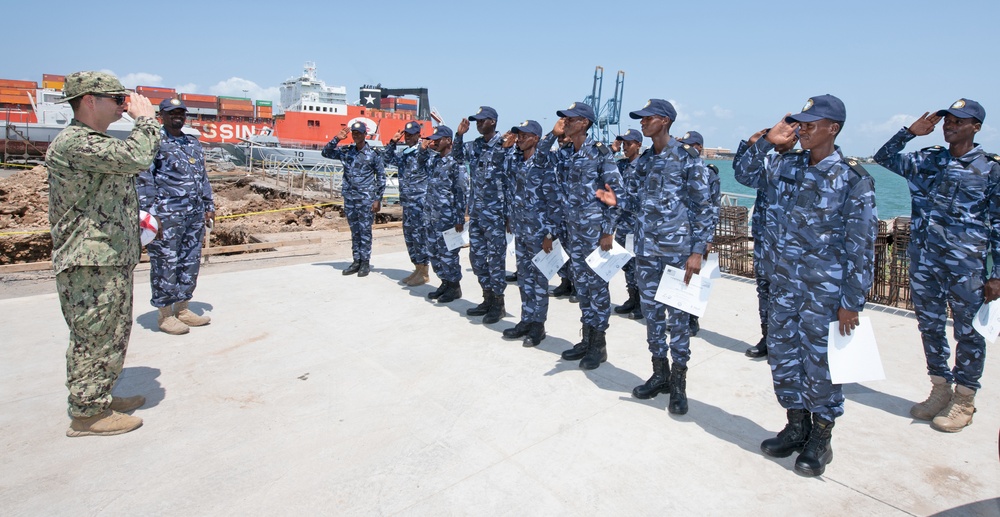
left=136, top=85, right=176, bottom=94
left=0, top=79, right=37, bottom=89
left=43, top=74, right=66, bottom=82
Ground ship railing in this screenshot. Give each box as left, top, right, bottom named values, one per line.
left=257, top=155, right=401, bottom=204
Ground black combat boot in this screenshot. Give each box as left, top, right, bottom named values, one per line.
left=343, top=260, right=361, bottom=275
left=668, top=362, right=689, bottom=414
left=689, top=316, right=700, bottom=336
left=427, top=282, right=447, bottom=300
left=437, top=281, right=463, bottom=303
left=579, top=328, right=607, bottom=370
left=760, top=408, right=812, bottom=458
left=467, top=290, right=493, bottom=317
left=503, top=320, right=531, bottom=339
left=746, top=324, right=768, bottom=358
left=614, top=286, right=640, bottom=314
left=794, top=415, right=835, bottom=477
left=629, top=302, right=643, bottom=320
left=523, top=322, right=546, bottom=347
left=632, top=356, right=670, bottom=399
left=483, top=294, right=505, bottom=324
left=552, top=278, right=573, bottom=297
left=357, top=260, right=371, bottom=277
left=561, top=325, right=591, bottom=360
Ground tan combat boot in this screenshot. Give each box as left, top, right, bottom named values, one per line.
left=910, top=375, right=952, bottom=420
left=401, top=265, right=419, bottom=284
left=406, top=264, right=430, bottom=287
left=931, top=385, right=977, bottom=433
left=158, top=306, right=190, bottom=335
left=67, top=409, right=143, bottom=437
left=109, top=395, right=146, bottom=413
left=174, top=300, right=210, bottom=327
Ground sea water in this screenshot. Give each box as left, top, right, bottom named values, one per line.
left=710, top=159, right=911, bottom=219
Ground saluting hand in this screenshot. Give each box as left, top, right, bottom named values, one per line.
left=747, top=128, right=768, bottom=146
left=457, top=119, right=470, bottom=136
left=552, top=118, right=566, bottom=137
left=765, top=115, right=798, bottom=147
left=127, top=92, right=155, bottom=120
left=908, top=112, right=941, bottom=137
left=502, top=132, right=516, bottom=148
left=610, top=139, right=622, bottom=153
left=390, top=130, right=404, bottom=144
left=336, top=127, right=351, bottom=140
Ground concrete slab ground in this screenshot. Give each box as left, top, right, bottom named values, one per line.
left=1, top=246, right=998, bottom=516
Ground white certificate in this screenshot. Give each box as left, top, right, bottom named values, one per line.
left=653, top=265, right=713, bottom=318
left=442, top=227, right=470, bottom=251
left=624, top=233, right=635, bottom=255
left=702, top=253, right=721, bottom=279
left=973, top=301, right=1000, bottom=344
left=531, top=239, right=569, bottom=280
left=827, top=318, right=885, bottom=384
left=585, top=240, right=634, bottom=283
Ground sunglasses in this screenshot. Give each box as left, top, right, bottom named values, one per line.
left=93, top=94, right=127, bottom=105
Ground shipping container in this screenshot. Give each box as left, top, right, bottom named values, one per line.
left=396, top=98, right=418, bottom=106
left=218, top=96, right=251, bottom=102
left=396, top=104, right=417, bottom=111
left=43, top=74, right=66, bottom=82
left=255, top=100, right=272, bottom=107
left=0, top=79, right=37, bottom=89
left=0, top=95, right=31, bottom=105
left=136, top=85, right=176, bottom=94
left=186, top=107, right=218, bottom=116
left=180, top=93, right=217, bottom=103
left=42, top=81, right=64, bottom=90
left=181, top=101, right=215, bottom=109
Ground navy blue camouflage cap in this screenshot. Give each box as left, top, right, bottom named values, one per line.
left=403, top=121, right=422, bottom=134
left=936, top=98, right=986, bottom=123
left=350, top=121, right=368, bottom=133
left=58, top=71, right=128, bottom=103
left=629, top=99, right=677, bottom=120
left=159, top=98, right=187, bottom=112
left=468, top=106, right=498, bottom=121
left=511, top=120, right=543, bottom=137
left=616, top=129, right=643, bottom=143
left=427, top=125, right=453, bottom=140
left=677, top=130, right=704, bottom=146
left=556, top=101, right=596, bottom=123
left=785, top=94, right=846, bottom=123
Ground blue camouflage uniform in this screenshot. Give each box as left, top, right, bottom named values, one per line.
left=321, top=131, right=387, bottom=263
left=735, top=139, right=877, bottom=421
left=424, top=148, right=468, bottom=283
left=614, top=156, right=640, bottom=290
left=454, top=128, right=510, bottom=296
left=553, top=134, right=622, bottom=331
left=384, top=134, right=429, bottom=267
left=506, top=130, right=561, bottom=325
left=137, top=127, right=215, bottom=308
left=874, top=127, right=1000, bottom=390
left=620, top=139, right=715, bottom=364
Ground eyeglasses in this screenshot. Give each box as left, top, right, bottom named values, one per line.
left=92, top=94, right=127, bottom=105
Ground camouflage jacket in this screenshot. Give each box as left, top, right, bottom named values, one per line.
left=616, top=157, right=641, bottom=232
left=874, top=128, right=1000, bottom=276
left=735, top=139, right=877, bottom=312
left=553, top=136, right=622, bottom=236
left=425, top=150, right=468, bottom=231
left=46, top=117, right=160, bottom=273
left=321, top=138, right=387, bottom=201
left=504, top=144, right=560, bottom=238
left=137, top=128, right=214, bottom=217
left=384, top=141, right=429, bottom=200
left=454, top=132, right=508, bottom=220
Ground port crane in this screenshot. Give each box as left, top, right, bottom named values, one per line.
left=583, top=66, right=625, bottom=145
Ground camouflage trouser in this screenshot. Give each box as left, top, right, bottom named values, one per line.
left=344, top=196, right=375, bottom=261
left=567, top=223, right=611, bottom=331
left=57, top=265, right=134, bottom=418
left=514, top=232, right=550, bottom=323
left=401, top=195, right=429, bottom=265
left=428, top=224, right=462, bottom=282
left=146, top=210, right=205, bottom=308
left=614, top=230, right=637, bottom=290
left=556, top=224, right=572, bottom=281
left=767, top=286, right=844, bottom=421
left=910, top=255, right=987, bottom=390
left=636, top=255, right=691, bottom=364
left=753, top=228, right=770, bottom=325
left=469, top=211, right=507, bottom=294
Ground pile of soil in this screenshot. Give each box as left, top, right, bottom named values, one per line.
left=0, top=166, right=399, bottom=265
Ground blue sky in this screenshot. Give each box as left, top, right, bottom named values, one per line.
left=7, top=0, right=999, bottom=156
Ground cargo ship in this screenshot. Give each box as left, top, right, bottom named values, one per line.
left=0, top=63, right=433, bottom=160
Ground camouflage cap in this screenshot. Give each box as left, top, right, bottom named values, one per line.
left=58, top=71, right=127, bottom=103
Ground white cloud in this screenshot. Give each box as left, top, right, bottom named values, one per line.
left=173, top=82, right=198, bottom=94
left=208, top=77, right=281, bottom=104
left=117, top=72, right=165, bottom=89
left=712, top=105, right=734, bottom=119
left=668, top=99, right=690, bottom=123
left=859, top=114, right=916, bottom=134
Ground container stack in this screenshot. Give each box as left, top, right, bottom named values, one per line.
left=255, top=100, right=273, bottom=119
left=138, top=86, right=178, bottom=109
left=218, top=96, right=253, bottom=119
left=180, top=93, right=218, bottom=117
left=42, top=74, right=65, bottom=91
left=0, top=79, right=38, bottom=109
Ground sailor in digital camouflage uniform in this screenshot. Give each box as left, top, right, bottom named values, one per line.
left=734, top=95, right=877, bottom=477
left=610, top=129, right=644, bottom=321
left=734, top=128, right=799, bottom=359
left=386, top=121, right=431, bottom=286
left=137, top=98, right=215, bottom=336
left=549, top=102, right=622, bottom=370
left=600, top=100, right=714, bottom=415
left=500, top=120, right=561, bottom=347
left=455, top=107, right=511, bottom=324
left=423, top=125, right=467, bottom=304
left=676, top=130, right=719, bottom=338
left=874, top=98, right=1000, bottom=433
left=47, top=72, right=159, bottom=437
left=321, top=121, right=387, bottom=277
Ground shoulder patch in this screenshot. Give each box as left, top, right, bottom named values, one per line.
left=595, top=142, right=610, bottom=156
left=706, top=163, right=719, bottom=174
left=986, top=154, right=1000, bottom=164
left=920, top=145, right=945, bottom=152
left=844, top=158, right=871, bottom=182
left=682, top=144, right=699, bottom=158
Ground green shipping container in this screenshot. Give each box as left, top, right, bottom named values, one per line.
left=255, top=100, right=273, bottom=107
left=218, top=96, right=251, bottom=102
